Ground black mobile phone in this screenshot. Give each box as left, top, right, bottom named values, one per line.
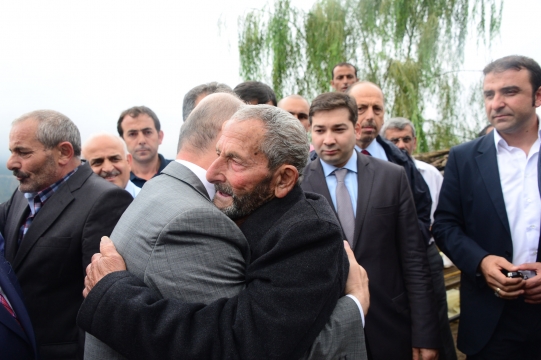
left=501, top=269, right=524, bottom=279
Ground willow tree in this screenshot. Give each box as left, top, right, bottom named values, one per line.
left=238, top=0, right=503, bottom=152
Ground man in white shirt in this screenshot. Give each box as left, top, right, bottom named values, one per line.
left=382, top=117, right=456, bottom=360
left=433, top=55, right=541, bottom=359
left=82, top=133, right=140, bottom=197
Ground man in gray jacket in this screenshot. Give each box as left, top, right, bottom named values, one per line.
left=83, top=94, right=369, bottom=360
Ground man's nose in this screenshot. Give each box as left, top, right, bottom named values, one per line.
left=6, top=153, right=19, bottom=171
left=396, top=139, right=406, bottom=150
left=206, top=157, right=226, bottom=184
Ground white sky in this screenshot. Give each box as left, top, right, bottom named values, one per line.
left=1, top=0, right=540, bottom=161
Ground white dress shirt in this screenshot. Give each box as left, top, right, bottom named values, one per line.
left=494, top=128, right=541, bottom=265
left=176, top=159, right=216, bottom=199
left=414, top=159, right=443, bottom=245
left=124, top=180, right=141, bottom=198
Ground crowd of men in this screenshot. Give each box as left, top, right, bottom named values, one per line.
left=0, top=54, right=540, bottom=360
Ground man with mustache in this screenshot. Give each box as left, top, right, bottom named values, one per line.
left=0, top=110, right=132, bottom=359
left=82, top=133, right=140, bottom=198
left=343, top=82, right=453, bottom=359
left=117, top=106, right=172, bottom=188
left=81, top=94, right=369, bottom=360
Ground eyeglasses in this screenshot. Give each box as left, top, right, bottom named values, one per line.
left=389, top=136, right=413, bottom=144
left=288, top=112, right=309, bottom=121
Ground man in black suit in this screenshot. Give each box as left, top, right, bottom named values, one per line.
left=302, top=92, right=439, bottom=360
left=433, top=55, right=541, bottom=359
left=1, top=110, right=133, bottom=359
left=0, top=237, right=38, bottom=360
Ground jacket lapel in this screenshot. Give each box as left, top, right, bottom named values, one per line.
left=12, top=164, right=91, bottom=269
left=306, top=160, right=334, bottom=212
left=353, top=153, right=374, bottom=250
left=4, top=194, right=28, bottom=263
left=161, top=162, right=211, bottom=201
left=475, top=136, right=511, bottom=238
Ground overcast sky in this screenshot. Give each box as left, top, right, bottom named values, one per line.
left=1, top=0, right=540, bottom=162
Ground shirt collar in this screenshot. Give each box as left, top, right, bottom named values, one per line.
left=23, top=166, right=79, bottom=215
left=320, top=150, right=358, bottom=177
left=176, top=159, right=216, bottom=199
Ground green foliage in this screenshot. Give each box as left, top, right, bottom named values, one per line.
left=237, top=0, right=503, bottom=152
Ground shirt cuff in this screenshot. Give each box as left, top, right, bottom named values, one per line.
left=346, top=294, right=365, bottom=327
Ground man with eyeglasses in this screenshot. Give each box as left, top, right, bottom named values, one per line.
left=382, top=117, right=456, bottom=360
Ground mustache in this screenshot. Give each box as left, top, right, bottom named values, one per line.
left=13, top=169, right=30, bottom=179
left=135, top=146, right=151, bottom=151
left=99, top=169, right=121, bottom=179
left=214, top=182, right=234, bottom=197
left=361, top=120, right=377, bottom=128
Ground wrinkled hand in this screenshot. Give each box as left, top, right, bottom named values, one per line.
left=343, top=241, right=369, bottom=316
left=516, top=262, right=541, bottom=304
left=412, top=347, right=438, bottom=360
left=83, top=236, right=126, bottom=298
left=479, top=255, right=524, bottom=299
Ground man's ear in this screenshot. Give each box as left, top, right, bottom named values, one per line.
left=126, top=153, right=133, bottom=170
left=158, top=130, right=164, bottom=145
left=56, top=142, right=75, bottom=165
left=273, top=165, right=299, bottom=198
left=534, top=86, right=541, bottom=108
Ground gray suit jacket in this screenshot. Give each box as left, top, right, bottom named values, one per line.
left=84, top=161, right=366, bottom=360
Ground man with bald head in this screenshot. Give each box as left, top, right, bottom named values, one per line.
left=82, top=133, right=140, bottom=198
left=278, top=95, right=311, bottom=132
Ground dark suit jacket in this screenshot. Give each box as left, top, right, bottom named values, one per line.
left=78, top=185, right=348, bottom=360
left=0, top=163, right=133, bottom=360
left=432, top=134, right=541, bottom=355
left=0, top=252, right=38, bottom=360
left=302, top=153, right=440, bottom=359
left=375, top=135, right=432, bottom=244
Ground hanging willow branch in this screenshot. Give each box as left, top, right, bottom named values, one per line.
left=238, top=0, right=503, bottom=152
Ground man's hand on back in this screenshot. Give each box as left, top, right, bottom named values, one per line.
left=83, top=236, right=127, bottom=298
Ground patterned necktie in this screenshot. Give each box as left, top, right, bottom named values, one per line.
left=361, top=149, right=371, bottom=156
left=0, top=291, right=20, bottom=327
left=334, top=168, right=355, bottom=247
left=19, top=195, right=42, bottom=243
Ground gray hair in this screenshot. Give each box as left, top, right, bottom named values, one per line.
left=178, top=93, right=244, bottom=153
left=230, top=105, right=309, bottom=182
left=82, top=133, right=128, bottom=156
left=381, top=117, right=416, bottom=138
left=182, top=82, right=235, bottom=121
left=13, top=110, right=81, bottom=157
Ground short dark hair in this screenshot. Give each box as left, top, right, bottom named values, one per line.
left=182, top=82, right=235, bottom=121
left=117, top=106, right=161, bottom=137
left=331, top=62, right=358, bottom=79
left=483, top=55, right=541, bottom=105
left=234, top=81, right=277, bottom=106
left=309, top=92, right=358, bottom=126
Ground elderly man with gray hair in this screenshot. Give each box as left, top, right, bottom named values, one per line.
left=1, top=110, right=133, bottom=360
left=78, top=101, right=369, bottom=360
left=381, top=117, right=456, bottom=360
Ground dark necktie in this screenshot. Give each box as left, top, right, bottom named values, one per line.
left=334, top=168, right=355, bottom=247
left=19, top=195, right=42, bottom=243
left=361, top=149, right=371, bottom=156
